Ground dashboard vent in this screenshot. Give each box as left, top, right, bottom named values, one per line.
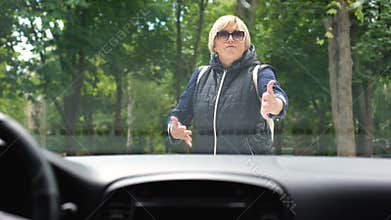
left=92, top=180, right=291, bottom=220
left=95, top=192, right=135, bottom=220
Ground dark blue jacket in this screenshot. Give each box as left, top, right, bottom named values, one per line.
left=168, top=45, right=288, bottom=154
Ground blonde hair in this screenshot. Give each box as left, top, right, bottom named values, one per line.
left=208, top=15, right=251, bottom=54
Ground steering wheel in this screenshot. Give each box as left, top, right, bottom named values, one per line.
left=0, top=113, right=59, bottom=220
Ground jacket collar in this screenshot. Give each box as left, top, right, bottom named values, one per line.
left=210, top=44, right=261, bottom=73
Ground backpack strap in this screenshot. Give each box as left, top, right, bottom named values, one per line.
left=252, top=64, right=275, bottom=142
left=196, top=65, right=210, bottom=84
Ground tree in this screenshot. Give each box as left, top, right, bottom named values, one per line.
left=175, top=0, right=184, bottom=101
left=237, top=0, right=259, bottom=27
left=253, top=0, right=334, bottom=155
left=190, top=0, right=208, bottom=72
left=352, top=0, right=391, bottom=156
left=0, top=1, right=27, bottom=123
left=325, top=0, right=356, bottom=156
left=2, top=0, right=388, bottom=156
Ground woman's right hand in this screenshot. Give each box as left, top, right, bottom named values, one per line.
left=170, top=116, right=192, bottom=147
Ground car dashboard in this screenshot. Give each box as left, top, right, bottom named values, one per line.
left=36, top=153, right=391, bottom=220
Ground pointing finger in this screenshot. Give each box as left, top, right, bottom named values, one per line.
left=184, top=138, right=192, bottom=148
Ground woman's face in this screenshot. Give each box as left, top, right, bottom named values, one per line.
left=213, top=23, right=246, bottom=67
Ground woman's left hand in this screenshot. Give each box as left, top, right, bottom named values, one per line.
left=260, top=80, right=283, bottom=120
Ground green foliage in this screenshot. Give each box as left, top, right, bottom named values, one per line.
left=0, top=0, right=389, bottom=155
left=327, top=8, right=338, bottom=15
left=0, top=96, right=26, bottom=124
left=373, top=78, right=391, bottom=138
left=254, top=1, right=331, bottom=140
left=353, top=0, right=391, bottom=64
left=327, top=1, right=342, bottom=9
left=130, top=75, right=173, bottom=153
left=354, top=5, right=365, bottom=23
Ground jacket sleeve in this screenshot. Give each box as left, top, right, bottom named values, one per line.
left=257, top=67, right=289, bottom=120
left=167, top=67, right=200, bottom=144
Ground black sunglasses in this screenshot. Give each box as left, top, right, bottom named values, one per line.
left=216, top=30, right=245, bottom=41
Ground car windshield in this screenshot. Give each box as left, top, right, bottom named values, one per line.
left=0, top=0, right=389, bottom=156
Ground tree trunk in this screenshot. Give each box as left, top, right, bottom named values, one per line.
left=24, top=97, right=35, bottom=132
left=85, top=110, right=94, bottom=152
left=62, top=8, right=87, bottom=155
left=325, top=0, right=356, bottom=156
left=312, top=98, right=329, bottom=155
left=64, top=51, right=85, bottom=155
left=356, top=81, right=374, bottom=156
left=236, top=0, right=259, bottom=27
left=29, top=19, right=48, bottom=147
left=175, top=0, right=184, bottom=101
left=248, top=0, right=259, bottom=28
left=190, top=0, right=208, bottom=72
left=237, top=0, right=247, bottom=20
left=39, top=98, right=47, bottom=148
left=113, top=73, right=123, bottom=137
left=126, top=73, right=133, bottom=152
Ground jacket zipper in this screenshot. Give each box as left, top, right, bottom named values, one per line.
left=213, top=69, right=227, bottom=155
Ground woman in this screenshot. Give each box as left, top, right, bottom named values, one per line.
left=168, top=15, right=288, bottom=154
